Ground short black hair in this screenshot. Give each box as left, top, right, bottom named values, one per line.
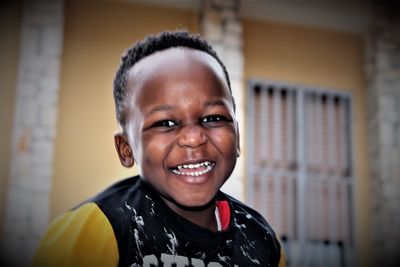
left=113, top=30, right=233, bottom=129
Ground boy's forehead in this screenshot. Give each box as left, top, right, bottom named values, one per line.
left=126, top=47, right=227, bottom=90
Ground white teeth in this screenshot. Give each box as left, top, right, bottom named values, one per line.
left=171, top=161, right=214, bottom=177
left=176, top=161, right=210, bottom=170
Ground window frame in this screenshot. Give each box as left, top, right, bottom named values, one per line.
left=245, top=79, right=357, bottom=267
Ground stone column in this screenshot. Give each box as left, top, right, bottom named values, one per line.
left=365, top=2, right=400, bottom=266
left=200, top=0, right=244, bottom=201
left=1, top=0, right=64, bottom=265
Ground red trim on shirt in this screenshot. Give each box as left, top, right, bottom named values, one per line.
left=216, top=200, right=231, bottom=231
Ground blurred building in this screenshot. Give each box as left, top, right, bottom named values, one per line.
left=0, top=0, right=399, bottom=266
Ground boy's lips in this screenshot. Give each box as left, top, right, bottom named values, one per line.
left=170, top=161, right=216, bottom=177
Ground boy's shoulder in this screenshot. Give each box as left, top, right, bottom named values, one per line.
left=80, top=175, right=153, bottom=220
left=85, top=175, right=142, bottom=205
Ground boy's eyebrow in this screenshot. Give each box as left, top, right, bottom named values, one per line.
left=147, top=100, right=228, bottom=115
left=147, top=105, right=173, bottom=115
left=204, top=99, right=227, bottom=108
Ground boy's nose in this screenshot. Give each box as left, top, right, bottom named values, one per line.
left=177, top=125, right=208, bottom=148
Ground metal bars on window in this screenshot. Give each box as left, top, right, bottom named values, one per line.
left=246, top=80, right=354, bottom=267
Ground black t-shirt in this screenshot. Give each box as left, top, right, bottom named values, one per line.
left=89, top=175, right=284, bottom=267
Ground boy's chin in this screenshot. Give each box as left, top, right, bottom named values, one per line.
left=166, top=195, right=217, bottom=212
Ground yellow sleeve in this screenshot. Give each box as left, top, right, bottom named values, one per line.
left=278, top=242, right=286, bottom=267
left=274, top=232, right=286, bottom=267
left=32, top=202, right=119, bottom=267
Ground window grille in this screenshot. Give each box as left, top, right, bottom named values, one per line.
left=246, top=79, right=355, bottom=267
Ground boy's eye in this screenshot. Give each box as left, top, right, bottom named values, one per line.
left=201, top=115, right=231, bottom=126
left=151, top=120, right=178, bottom=128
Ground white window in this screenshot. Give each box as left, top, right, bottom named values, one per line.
left=246, top=80, right=355, bottom=267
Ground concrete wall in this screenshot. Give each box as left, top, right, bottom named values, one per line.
left=366, top=4, right=400, bottom=266
left=201, top=0, right=245, bottom=201
left=0, top=0, right=22, bottom=247
left=1, top=1, right=64, bottom=265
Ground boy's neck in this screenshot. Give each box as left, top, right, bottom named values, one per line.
left=161, top=197, right=218, bottom=232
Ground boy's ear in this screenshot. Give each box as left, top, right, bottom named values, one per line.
left=114, top=133, right=134, bottom=168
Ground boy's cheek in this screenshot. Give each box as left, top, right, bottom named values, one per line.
left=144, top=134, right=174, bottom=148
left=209, top=128, right=238, bottom=145
left=140, top=136, right=175, bottom=162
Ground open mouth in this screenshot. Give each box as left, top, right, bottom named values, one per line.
left=170, top=161, right=216, bottom=177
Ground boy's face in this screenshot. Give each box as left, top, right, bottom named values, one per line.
left=115, top=47, right=239, bottom=208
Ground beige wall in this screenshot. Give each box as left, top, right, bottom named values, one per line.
left=0, top=1, right=22, bottom=242
left=243, top=19, right=370, bottom=264
left=52, top=1, right=199, bottom=218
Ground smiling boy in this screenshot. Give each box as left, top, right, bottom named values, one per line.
left=33, top=31, right=285, bottom=266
